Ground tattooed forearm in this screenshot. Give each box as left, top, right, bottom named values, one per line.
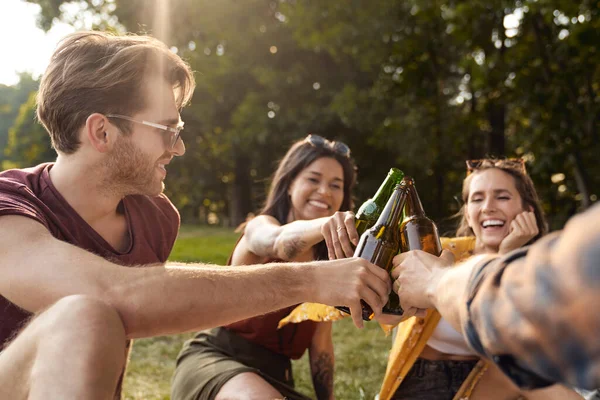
left=311, top=352, right=334, bottom=400
left=282, top=234, right=307, bottom=259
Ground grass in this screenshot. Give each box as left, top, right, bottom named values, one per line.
left=168, top=225, right=241, bottom=264
left=123, top=225, right=391, bottom=399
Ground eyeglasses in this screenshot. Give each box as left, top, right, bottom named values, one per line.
left=305, top=134, right=351, bottom=158
left=466, top=158, right=526, bottom=175
left=106, top=114, right=184, bottom=149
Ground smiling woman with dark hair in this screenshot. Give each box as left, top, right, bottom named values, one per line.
left=171, top=135, right=360, bottom=400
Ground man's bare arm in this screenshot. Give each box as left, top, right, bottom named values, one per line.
left=0, top=216, right=391, bottom=337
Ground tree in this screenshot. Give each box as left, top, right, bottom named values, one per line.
left=22, top=0, right=600, bottom=229
left=0, top=73, right=39, bottom=163
left=3, top=91, right=55, bottom=169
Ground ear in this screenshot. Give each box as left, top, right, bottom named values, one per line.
left=465, top=207, right=472, bottom=228
left=528, top=205, right=534, bottom=212
left=84, top=113, right=115, bottom=153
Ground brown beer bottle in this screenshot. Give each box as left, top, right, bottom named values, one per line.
left=337, top=183, right=407, bottom=320
left=399, top=176, right=442, bottom=255
left=386, top=177, right=443, bottom=314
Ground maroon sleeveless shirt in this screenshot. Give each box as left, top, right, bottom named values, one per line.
left=0, top=163, right=180, bottom=348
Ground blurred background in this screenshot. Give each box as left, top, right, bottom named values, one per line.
left=1, top=0, right=599, bottom=233
left=1, top=1, right=599, bottom=398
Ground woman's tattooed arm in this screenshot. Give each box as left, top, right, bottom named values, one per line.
left=283, top=234, right=308, bottom=259
left=309, top=322, right=335, bottom=400
left=244, top=215, right=328, bottom=260
left=311, top=352, right=334, bottom=400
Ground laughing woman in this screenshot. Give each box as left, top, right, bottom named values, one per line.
left=171, top=135, right=359, bottom=400
left=380, top=158, right=582, bottom=400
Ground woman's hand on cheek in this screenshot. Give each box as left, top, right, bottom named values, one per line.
left=498, top=211, right=539, bottom=254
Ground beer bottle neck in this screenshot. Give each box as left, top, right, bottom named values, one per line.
left=403, top=179, right=426, bottom=218
left=372, top=168, right=404, bottom=208
left=373, top=185, right=406, bottom=231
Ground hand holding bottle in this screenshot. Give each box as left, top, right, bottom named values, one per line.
left=321, top=211, right=360, bottom=259
left=309, top=257, right=392, bottom=329
left=391, top=249, right=455, bottom=310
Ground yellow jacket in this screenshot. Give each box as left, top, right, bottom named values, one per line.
left=378, top=236, right=478, bottom=400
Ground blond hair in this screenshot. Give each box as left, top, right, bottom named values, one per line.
left=37, top=31, right=195, bottom=153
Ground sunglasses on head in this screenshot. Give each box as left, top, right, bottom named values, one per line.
left=466, top=158, right=527, bottom=175
left=305, top=134, right=351, bottom=158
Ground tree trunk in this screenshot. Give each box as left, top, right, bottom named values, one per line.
left=467, top=66, right=481, bottom=160
left=487, top=102, right=505, bottom=156
left=569, top=152, right=592, bottom=210
left=485, top=10, right=507, bottom=158
left=229, top=148, right=253, bottom=227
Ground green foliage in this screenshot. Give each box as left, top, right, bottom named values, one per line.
left=3, top=91, right=54, bottom=169
left=21, top=0, right=600, bottom=229
left=0, top=73, right=39, bottom=163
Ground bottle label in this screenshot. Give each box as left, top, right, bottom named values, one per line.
left=357, top=202, right=378, bottom=218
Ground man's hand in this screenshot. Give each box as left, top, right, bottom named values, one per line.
left=498, top=211, right=538, bottom=254
left=309, top=257, right=391, bottom=329
left=321, top=211, right=360, bottom=259
left=391, top=250, right=454, bottom=311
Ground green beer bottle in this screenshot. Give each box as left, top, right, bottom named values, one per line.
left=336, top=168, right=404, bottom=318
left=354, top=168, right=404, bottom=236
left=337, top=183, right=407, bottom=320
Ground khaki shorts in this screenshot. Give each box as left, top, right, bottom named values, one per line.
left=171, top=327, right=311, bottom=400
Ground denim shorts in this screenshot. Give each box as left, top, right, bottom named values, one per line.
left=391, top=358, right=478, bottom=400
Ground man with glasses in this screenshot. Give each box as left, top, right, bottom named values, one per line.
left=106, top=114, right=185, bottom=149
left=0, top=31, right=391, bottom=399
